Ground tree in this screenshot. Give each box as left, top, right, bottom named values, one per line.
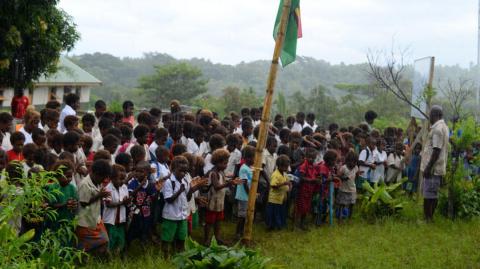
left=0, top=0, right=79, bottom=89
left=138, top=62, right=208, bottom=107
left=366, top=47, right=431, bottom=119
left=222, top=86, right=261, bottom=115
left=439, top=78, right=474, bottom=119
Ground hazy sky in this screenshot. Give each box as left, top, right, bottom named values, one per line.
left=59, top=0, right=478, bottom=66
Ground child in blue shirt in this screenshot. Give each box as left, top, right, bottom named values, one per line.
left=235, top=145, right=255, bottom=240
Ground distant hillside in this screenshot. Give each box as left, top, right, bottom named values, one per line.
left=69, top=52, right=477, bottom=103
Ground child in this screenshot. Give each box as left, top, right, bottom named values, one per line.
left=122, top=100, right=135, bottom=126
left=47, top=130, right=63, bottom=156
left=46, top=160, right=78, bottom=231
left=19, top=109, right=40, bottom=144
left=127, top=161, right=159, bottom=244
left=63, top=115, right=79, bottom=133
left=148, top=127, right=168, bottom=159
left=187, top=124, right=208, bottom=157
left=204, top=149, right=242, bottom=245
left=102, top=134, right=120, bottom=163
left=266, top=155, right=291, bottom=230
left=63, top=131, right=88, bottom=185
left=32, top=128, right=47, bottom=149
left=161, top=156, right=207, bottom=257
left=43, top=108, right=60, bottom=132
left=104, top=164, right=130, bottom=253
left=295, top=147, right=321, bottom=231
left=151, top=146, right=171, bottom=182
left=372, top=139, right=387, bottom=184
left=336, top=151, right=359, bottom=223
left=225, top=134, right=241, bottom=178
left=0, top=112, right=13, bottom=151
left=235, top=145, right=255, bottom=239
left=358, top=137, right=377, bottom=187
left=203, top=134, right=226, bottom=175
left=82, top=113, right=96, bottom=136
left=59, top=93, right=79, bottom=133
left=7, top=132, right=25, bottom=162
left=130, top=124, right=151, bottom=161
left=22, top=143, right=43, bottom=175
left=76, top=159, right=112, bottom=255
left=386, top=142, right=405, bottom=184
left=405, top=143, right=422, bottom=194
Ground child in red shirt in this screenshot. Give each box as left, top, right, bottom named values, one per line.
left=7, top=132, right=25, bottom=162
left=11, top=89, right=29, bottom=121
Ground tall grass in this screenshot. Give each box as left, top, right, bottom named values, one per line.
left=85, top=200, right=480, bottom=269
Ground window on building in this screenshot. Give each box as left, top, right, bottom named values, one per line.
left=49, top=87, right=57, bottom=101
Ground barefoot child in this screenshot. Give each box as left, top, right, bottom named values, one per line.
left=336, top=151, right=360, bottom=223
left=76, top=159, right=112, bottom=255
left=161, top=156, right=207, bottom=257
left=204, top=149, right=242, bottom=244
left=235, top=145, right=255, bottom=239
left=266, top=155, right=291, bottom=230
left=104, top=164, right=129, bottom=254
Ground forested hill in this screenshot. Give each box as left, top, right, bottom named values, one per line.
left=69, top=52, right=476, bottom=102
left=70, top=52, right=369, bottom=101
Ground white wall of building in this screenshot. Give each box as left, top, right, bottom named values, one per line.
left=32, top=87, right=49, bottom=105
left=80, top=87, right=90, bottom=103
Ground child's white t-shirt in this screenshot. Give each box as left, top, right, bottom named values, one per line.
left=103, top=183, right=129, bottom=225
left=358, top=147, right=376, bottom=179
left=225, top=148, right=241, bottom=177
left=386, top=153, right=404, bottom=183
left=186, top=138, right=209, bottom=157
left=372, top=149, right=387, bottom=183
left=150, top=161, right=170, bottom=182
left=162, top=175, right=190, bottom=221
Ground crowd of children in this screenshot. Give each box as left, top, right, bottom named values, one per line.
left=1, top=93, right=469, bottom=257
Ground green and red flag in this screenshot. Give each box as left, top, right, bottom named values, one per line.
left=273, top=0, right=302, bottom=67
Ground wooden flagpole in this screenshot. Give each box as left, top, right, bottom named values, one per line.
left=242, top=0, right=292, bottom=244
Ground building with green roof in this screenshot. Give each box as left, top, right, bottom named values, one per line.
left=0, top=56, right=101, bottom=107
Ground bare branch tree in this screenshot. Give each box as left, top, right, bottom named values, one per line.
left=366, top=47, right=429, bottom=119
left=439, top=78, right=475, bottom=119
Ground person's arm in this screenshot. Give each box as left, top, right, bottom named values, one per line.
left=211, top=172, right=229, bottom=191
left=165, top=182, right=185, bottom=203
left=79, top=188, right=109, bottom=207
left=424, top=148, right=441, bottom=178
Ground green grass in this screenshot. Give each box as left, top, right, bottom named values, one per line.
left=84, top=202, right=480, bottom=269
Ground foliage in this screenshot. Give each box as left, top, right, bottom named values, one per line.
left=372, top=117, right=409, bottom=132
left=138, top=62, right=208, bottom=108
left=450, top=117, right=480, bottom=151
left=359, top=181, right=406, bottom=221
left=173, top=237, right=275, bottom=269
left=0, top=0, right=79, bottom=89
left=0, top=167, right=86, bottom=268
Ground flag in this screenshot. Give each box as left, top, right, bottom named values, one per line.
left=273, top=0, right=302, bottom=67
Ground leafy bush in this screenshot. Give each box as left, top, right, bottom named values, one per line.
left=359, top=181, right=406, bottom=221
left=173, top=237, right=277, bottom=269
left=0, top=168, right=86, bottom=268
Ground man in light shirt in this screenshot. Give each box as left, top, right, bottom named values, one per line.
left=59, top=93, right=80, bottom=133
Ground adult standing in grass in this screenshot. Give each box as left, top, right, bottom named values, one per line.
left=421, top=106, right=449, bottom=222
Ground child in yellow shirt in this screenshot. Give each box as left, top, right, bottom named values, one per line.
left=265, top=155, right=292, bottom=230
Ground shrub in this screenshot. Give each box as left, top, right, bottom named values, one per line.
left=0, top=167, right=86, bottom=268
left=174, top=237, right=277, bottom=269
left=359, top=181, right=406, bottom=221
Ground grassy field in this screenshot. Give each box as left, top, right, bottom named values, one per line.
left=85, top=202, right=480, bottom=269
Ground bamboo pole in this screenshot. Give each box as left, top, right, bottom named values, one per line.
left=242, top=0, right=292, bottom=244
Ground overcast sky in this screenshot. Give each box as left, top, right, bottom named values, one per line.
left=59, top=0, right=478, bottom=66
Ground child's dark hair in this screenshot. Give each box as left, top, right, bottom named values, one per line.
left=149, top=107, right=162, bottom=119
left=92, top=159, right=112, bottom=178
left=172, top=143, right=187, bottom=157
left=211, top=149, right=230, bottom=166
left=241, top=118, right=253, bottom=130
left=93, top=150, right=111, bottom=162
left=115, top=153, right=132, bottom=168
left=10, top=131, right=25, bottom=144
left=63, top=131, right=80, bottom=147
left=133, top=124, right=150, bottom=139
left=266, top=135, right=277, bottom=147
left=111, top=164, right=126, bottom=179
left=155, top=146, right=170, bottom=160
left=82, top=113, right=95, bottom=126
left=64, top=93, right=79, bottom=107
left=46, top=100, right=61, bottom=110
left=276, top=154, right=291, bottom=168
left=277, top=145, right=291, bottom=156
left=154, top=127, right=169, bottom=140
left=32, top=127, right=45, bottom=141
left=82, top=135, right=93, bottom=150
left=95, top=100, right=106, bottom=110
left=242, top=145, right=255, bottom=160
left=98, top=117, right=113, bottom=131
left=119, top=124, right=132, bottom=141
left=193, top=124, right=206, bottom=138
left=344, top=151, right=358, bottom=165
left=183, top=121, right=195, bottom=138
left=64, top=115, right=79, bottom=129
left=305, top=147, right=318, bottom=157
left=106, top=128, right=122, bottom=140
left=102, top=134, right=120, bottom=149
left=301, top=127, right=313, bottom=136
left=323, top=150, right=338, bottom=166
left=122, top=100, right=134, bottom=110
left=130, top=145, right=146, bottom=160
left=0, top=112, right=13, bottom=124
left=171, top=155, right=189, bottom=171
left=22, top=143, right=38, bottom=157
left=226, top=134, right=239, bottom=146
left=279, top=128, right=291, bottom=141
left=58, top=151, right=74, bottom=163
left=209, top=134, right=226, bottom=151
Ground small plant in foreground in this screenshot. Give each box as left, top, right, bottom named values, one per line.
left=173, top=237, right=278, bottom=269
left=360, top=180, right=406, bottom=221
